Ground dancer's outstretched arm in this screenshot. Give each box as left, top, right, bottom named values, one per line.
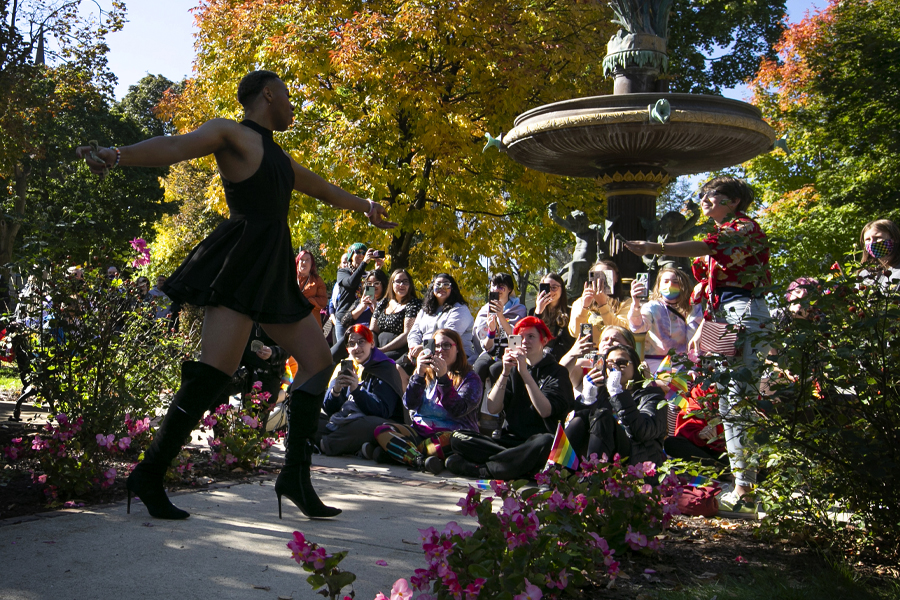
left=75, top=118, right=245, bottom=171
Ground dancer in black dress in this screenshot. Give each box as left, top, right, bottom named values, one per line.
left=77, top=70, right=396, bottom=520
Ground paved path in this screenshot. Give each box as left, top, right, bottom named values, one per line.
left=0, top=452, right=479, bottom=600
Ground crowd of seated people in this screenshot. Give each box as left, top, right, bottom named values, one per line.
left=275, top=178, right=897, bottom=515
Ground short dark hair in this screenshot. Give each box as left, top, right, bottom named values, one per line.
left=490, top=272, right=515, bottom=293
left=237, top=70, right=281, bottom=107
left=700, top=176, right=755, bottom=213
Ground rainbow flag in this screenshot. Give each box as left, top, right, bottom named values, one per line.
left=655, top=355, right=690, bottom=409
left=547, top=423, right=579, bottom=470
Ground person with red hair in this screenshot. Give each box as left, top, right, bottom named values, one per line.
left=318, top=325, right=404, bottom=456
left=446, top=316, right=575, bottom=480
left=296, top=249, right=327, bottom=326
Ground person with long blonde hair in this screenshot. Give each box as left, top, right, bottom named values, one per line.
left=629, top=267, right=703, bottom=434
left=567, top=259, right=631, bottom=343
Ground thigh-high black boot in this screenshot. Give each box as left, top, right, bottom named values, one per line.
left=276, top=367, right=341, bottom=518
left=127, top=361, right=232, bottom=519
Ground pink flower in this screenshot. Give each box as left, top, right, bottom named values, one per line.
left=258, top=391, right=272, bottom=403
left=214, top=404, right=229, bottom=415
left=118, top=437, right=131, bottom=450
left=37, top=474, right=48, bottom=484
left=32, top=436, right=47, bottom=451
left=225, top=454, right=237, bottom=465
left=252, top=380, right=263, bottom=391
left=96, top=433, right=115, bottom=448
left=456, top=487, right=480, bottom=517
left=308, top=546, right=330, bottom=570
left=56, top=414, right=68, bottom=425
left=513, top=578, right=543, bottom=600
left=464, top=578, right=486, bottom=599
left=241, top=415, right=259, bottom=429
left=374, top=594, right=387, bottom=600
left=287, top=531, right=312, bottom=564
left=390, top=578, right=413, bottom=600
left=625, top=526, right=649, bottom=550
left=130, top=238, right=151, bottom=268
left=202, top=415, right=218, bottom=428
left=376, top=559, right=388, bottom=566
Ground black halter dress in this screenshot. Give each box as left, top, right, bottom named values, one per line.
left=160, top=120, right=312, bottom=323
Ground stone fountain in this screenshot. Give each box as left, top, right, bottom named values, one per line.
left=488, top=0, right=777, bottom=284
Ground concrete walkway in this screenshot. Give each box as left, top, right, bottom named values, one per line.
left=0, top=451, right=479, bottom=600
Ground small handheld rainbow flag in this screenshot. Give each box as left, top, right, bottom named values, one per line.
left=547, top=423, right=579, bottom=470
left=655, top=355, right=690, bottom=409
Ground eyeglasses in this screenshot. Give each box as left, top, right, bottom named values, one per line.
left=434, top=342, right=456, bottom=350
left=394, top=279, right=410, bottom=286
left=700, top=190, right=727, bottom=201
left=346, top=338, right=368, bottom=348
left=608, top=359, right=632, bottom=369
left=544, top=284, right=561, bottom=291
left=433, top=282, right=452, bottom=289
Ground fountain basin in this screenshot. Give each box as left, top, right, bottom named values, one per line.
left=502, top=93, right=776, bottom=178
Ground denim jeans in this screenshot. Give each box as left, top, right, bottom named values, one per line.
left=717, top=295, right=770, bottom=487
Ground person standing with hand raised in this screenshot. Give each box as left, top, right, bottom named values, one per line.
left=77, top=70, right=396, bottom=521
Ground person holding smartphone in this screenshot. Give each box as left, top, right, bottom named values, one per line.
left=564, top=344, right=666, bottom=467
left=319, top=325, right=404, bottom=457
left=472, top=273, right=528, bottom=384
left=529, top=273, right=575, bottom=361
left=559, top=325, right=637, bottom=408
left=567, top=260, right=631, bottom=344
left=368, top=329, right=482, bottom=474
left=406, top=273, right=476, bottom=365
left=333, top=244, right=386, bottom=344
left=624, top=176, right=770, bottom=513
left=446, top=317, right=575, bottom=480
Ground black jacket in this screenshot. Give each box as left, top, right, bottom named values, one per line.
left=501, top=354, right=575, bottom=442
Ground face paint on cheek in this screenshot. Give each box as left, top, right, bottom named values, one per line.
left=866, top=239, right=895, bottom=259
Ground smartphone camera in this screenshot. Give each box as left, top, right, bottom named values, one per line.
left=488, top=291, right=500, bottom=302
left=340, top=359, right=354, bottom=376
left=373, top=250, right=385, bottom=259
left=364, top=285, right=376, bottom=299
left=422, top=338, right=436, bottom=355
left=635, top=272, right=650, bottom=300
left=508, top=335, right=523, bottom=350
left=539, top=283, right=551, bottom=295
left=580, top=323, right=593, bottom=343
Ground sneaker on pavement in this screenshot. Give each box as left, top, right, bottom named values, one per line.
left=445, top=454, right=490, bottom=479
left=360, top=442, right=377, bottom=460
left=718, top=490, right=757, bottom=514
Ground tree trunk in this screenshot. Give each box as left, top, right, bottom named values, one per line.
left=0, top=161, right=29, bottom=266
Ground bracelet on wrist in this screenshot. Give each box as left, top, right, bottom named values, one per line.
left=364, top=198, right=376, bottom=219
left=111, top=147, right=121, bottom=168
left=487, top=331, right=496, bottom=339
left=658, top=241, right=666, bottom=255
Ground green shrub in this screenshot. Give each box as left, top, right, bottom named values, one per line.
left=685, top=260, right=900, bottom=559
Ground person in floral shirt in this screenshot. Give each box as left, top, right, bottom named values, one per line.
left=625, top=176, right=771, bottom=515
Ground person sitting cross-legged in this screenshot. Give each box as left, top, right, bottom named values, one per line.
left=370, top=329, right=482, bottom=474
left=446, top=316, right=575, bottom=481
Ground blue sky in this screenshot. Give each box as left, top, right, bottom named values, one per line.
left=107, top=0, right=826, bottom=100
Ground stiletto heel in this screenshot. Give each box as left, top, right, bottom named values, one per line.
left=277, top=493, right=283, bottom=519
left=127, top=490, right=132, bottom=514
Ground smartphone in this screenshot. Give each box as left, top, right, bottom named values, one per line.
left=422, top=337, right=436, bottom=355
left=488, top=291, right=500, bottom=302
left=539, top=283, right=551, bottom=295
left=508, top=334, right=523, bottom=350
left=588, top=270, right=601, bottom=282
left=586, top=351, right=601, bottom=365
left=373, top=250, right=385, bottom=259
left=340, top=359, right=355, bottom=376
left=579, top=323, right=593, bottom=343
left=635, top=272, right=649, bottom=300
left=250, top=340, right=264, bottom=353
left=363, top=285, right=376, bottom=299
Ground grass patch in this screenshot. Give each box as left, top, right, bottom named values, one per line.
left=656, top=563, right=899, bottom=600
left=0, top=362, right=20, bottom=392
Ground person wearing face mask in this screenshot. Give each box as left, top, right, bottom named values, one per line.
left=319, top=325, right=404, bottom=457
left=446, top=317, right=575, bottom=481
left=858, top=219, right=900, bottom=292
left=628, top=268, right=703, bottom=434
left=564, top=345, right=666, bottom=467
left=558, top=324, right=635, bottom=403
left=625, top=176, right=770, bottom=514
